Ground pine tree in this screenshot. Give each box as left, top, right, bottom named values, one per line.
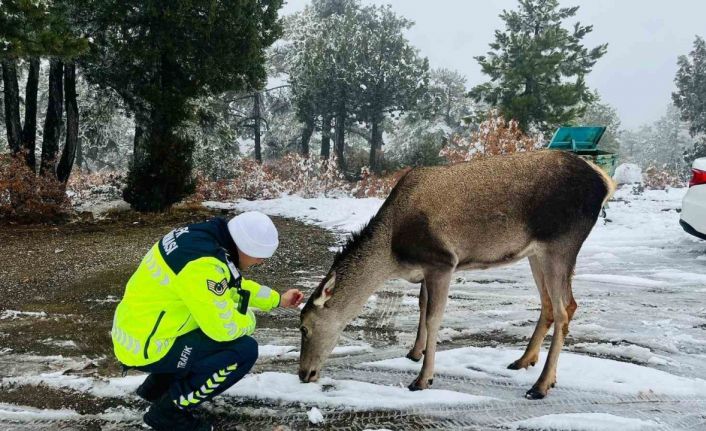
left=388, top=68, right=474, bottom=167
left=82, top=0, right=283, bottom=211
left=286, top=1, right=428, bottom=173
left=470, top=0, right=607, bottom=133
left=1, top=0, right=87, bottom=174
left=354, top=4, right=429, bottom=172
left=1, top=0, right=57, bottom=158
left=628, top=105, right=694, bottom=177
left=425, top=69, right=472, bottom=129
left=312, top=0, right=355, bottom=18
left=286, top=2, right=360, bottom=169
left=75, top=77, right=135, bottom=172
left=672, top=35, right=706, bottom=164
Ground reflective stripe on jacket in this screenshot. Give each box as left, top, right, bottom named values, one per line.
left=112, top=218, right=280, bottom=366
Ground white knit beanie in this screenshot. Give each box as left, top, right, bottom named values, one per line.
left=227, top=211, right=279, bottom=258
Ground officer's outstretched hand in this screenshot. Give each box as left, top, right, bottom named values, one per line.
left=280, top=289, right=304, bottom=308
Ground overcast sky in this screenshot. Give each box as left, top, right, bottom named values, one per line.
left=281, top=0, right=704, bottom=130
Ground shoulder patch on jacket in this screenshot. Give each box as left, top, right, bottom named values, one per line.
left=207, top=278, right=229, bottom=296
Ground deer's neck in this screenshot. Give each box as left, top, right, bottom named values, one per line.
left=331, top=231, right=395, bottom=320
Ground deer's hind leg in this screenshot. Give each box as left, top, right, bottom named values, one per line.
left=525, top=247, right=578, bottom=400
left=508, top=255, right=554, bottom=370
left=406, top=281, right=427, bottom=362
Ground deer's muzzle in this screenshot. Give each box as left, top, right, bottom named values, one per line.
left=299, top=368, right=319, bottom=383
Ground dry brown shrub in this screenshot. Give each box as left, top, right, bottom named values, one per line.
left=0, top=154, right=70, bottom=223
left=268, top=153, right=347, bottom=197
left=193, top=158, right=281, bottom=202
left=642, top=167, right=685, bottom=190
left=193, top=154, right=348, bottom=202
left=440, top=110, right=540, bottom=164
left=66, top=170, right=126, bottom=205
left=351, top=166, right=412, bottom=198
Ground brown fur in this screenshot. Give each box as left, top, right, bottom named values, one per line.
left=300, top=150, right=612, bottom=399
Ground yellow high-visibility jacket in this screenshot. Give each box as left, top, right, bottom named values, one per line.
left=112, top=218, right=280, bottom=366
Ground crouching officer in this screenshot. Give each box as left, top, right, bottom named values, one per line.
left=112, top=211, right=304, bottom=431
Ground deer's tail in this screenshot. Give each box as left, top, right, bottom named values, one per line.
left=586, top=161, right=617, bottom=207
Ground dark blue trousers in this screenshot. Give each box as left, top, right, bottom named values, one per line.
left=136, top=329, right=258, bottom=409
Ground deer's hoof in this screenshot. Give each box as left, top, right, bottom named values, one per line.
left=405, top=349, right=425, bottom=362
left=507, top=360, right=523, bottom=370
left=408, top=377, right=433, bottom=391
left=507, top=359, right=536, bottom=370
left=525, top=385, right=547, bottom=400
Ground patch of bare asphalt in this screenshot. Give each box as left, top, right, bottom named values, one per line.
left=0, top=383, right=136, bottom=415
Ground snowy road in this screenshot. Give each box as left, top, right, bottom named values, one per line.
left=2, top=187, right=706, bottom=430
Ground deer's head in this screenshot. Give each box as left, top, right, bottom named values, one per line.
left=298, top=271, right=343, bottom=383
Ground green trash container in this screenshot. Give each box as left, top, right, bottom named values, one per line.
left=546, top=126, right=618, bottom=177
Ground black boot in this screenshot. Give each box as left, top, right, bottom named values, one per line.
left=143, top=394, right=213, bottom=431
left=136, top=373, right=175, bottom=402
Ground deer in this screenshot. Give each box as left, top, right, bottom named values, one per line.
left=298, top=150, right=615, bottom=399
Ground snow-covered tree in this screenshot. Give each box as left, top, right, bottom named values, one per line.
left=672, top=35, right=706, bottom=164
left=425, top=69, right=473, bottom=128
left=285, top=2, right=361, bottom=168
left=353, top=4, right=429, bottom=172
left=388, top=68, right=474, bottom=167
left=285, top=1, right=428, bottom=172
left=673, top=36, right=706, bottom=137
left=178, top=94, right=240, bottom=181
left=625, top=105, right=694, bottom=177
left=470, top=0, right=607, bottom=133
left=619, top=128, right=647, bottom=164
left=312, top=0, right=356, bottom=18
left=76, top=73, right=134, bottom=173
left=260, top=87, right=305, bottom=160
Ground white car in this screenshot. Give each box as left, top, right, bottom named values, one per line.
left=681, top=157, right=706, bottom=240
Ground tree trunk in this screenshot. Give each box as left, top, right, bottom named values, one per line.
left=369, top=116, right=384, bottom=173
left=300, top=118, right=314, bottom=157
left=22, top=57, right=40, bottom=170
left=40, top=59, right=64, bottom=176
left=1, top=59, right=22, bottom=154
left=57, top=62, right=78, bottom=183
left=334, top=109, right=346, bottom=170
left=253, top=91, right=262, bottom=163
left=132, top=110, right=150, bottom=166
left=122, top=51, right=196, bottom=212
left=320, top=115, right=332, bottom=159
left=75, top=129, right=85, bottom=172
left=517, top=76, right=534, bottom=133
left=123, top=107, right=196, bottom=212
left=444, top=88, right=452, bottom=126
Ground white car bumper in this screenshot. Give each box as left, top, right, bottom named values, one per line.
left=681, top=183, right=706, bottom=240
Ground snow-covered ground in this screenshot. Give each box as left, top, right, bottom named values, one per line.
left=2, top=186, right=705, bottom=430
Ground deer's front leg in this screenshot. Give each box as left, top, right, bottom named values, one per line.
left=406, top=281, right=427, bottom=362
left=409, top=271, right=451, bottom=391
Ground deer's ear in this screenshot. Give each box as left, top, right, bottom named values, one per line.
left=313, top=273, right=336, bottom=308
